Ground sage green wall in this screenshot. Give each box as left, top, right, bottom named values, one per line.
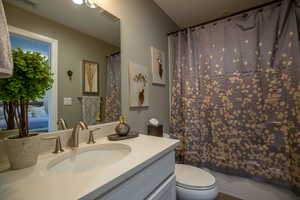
left=98, top=0, right=178, bottom=134
left=4, top=3, right=119, bottom=128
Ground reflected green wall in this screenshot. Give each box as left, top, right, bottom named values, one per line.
left=4, top=3, right=119, bottom=128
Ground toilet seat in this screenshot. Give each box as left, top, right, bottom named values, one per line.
left=175, top=164, right=216, bottom=191
left=176, top=182, right=217, bottom=190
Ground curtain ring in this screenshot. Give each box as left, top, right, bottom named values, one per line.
left=242, top=13, right=248, bottom=18
left=227, top=18, right=232, bottom=22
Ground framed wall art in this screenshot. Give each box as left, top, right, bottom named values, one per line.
left=129, top=62, right=149, bottom=107
left=82, top=60, right=99, bottom=95
left=151, top=46, right=166, bottom=85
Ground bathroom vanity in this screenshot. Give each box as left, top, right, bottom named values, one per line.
left=0, top=134, right=179, bottom=200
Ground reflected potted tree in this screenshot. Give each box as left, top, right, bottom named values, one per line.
left=0, top=48, right=53, bottom=169
left=0, top=101, right=18, bottom=139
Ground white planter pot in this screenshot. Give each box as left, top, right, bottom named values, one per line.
left=4, top=134, right=41, bottom=170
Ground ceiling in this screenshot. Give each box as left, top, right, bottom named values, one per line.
left=153, top=0, right=274, bottom=28
left=6, top=0, right=120, bottom=47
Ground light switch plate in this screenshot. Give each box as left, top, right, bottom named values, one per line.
left=64, top=97, right=72, bottom=106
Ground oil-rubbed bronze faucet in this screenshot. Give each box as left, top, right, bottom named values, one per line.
left=71, top=121, right=88, bottom=148
left=43, top=136, right=64, bottom=154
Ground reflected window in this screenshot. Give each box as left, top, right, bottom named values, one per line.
left=0, top=33, right=51, bottom=132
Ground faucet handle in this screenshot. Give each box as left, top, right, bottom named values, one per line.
left=79, top=121, right=89, bottom=129
left=57, top=118, right=68, bottom=130
left=43, top=136, right=64, bottom=154
left=87, top=128, right=101, bottom=144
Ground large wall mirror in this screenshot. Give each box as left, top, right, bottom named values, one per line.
left=1, top=0, right=121, bottom=132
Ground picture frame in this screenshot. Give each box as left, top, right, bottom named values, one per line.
left=82, top=60, right=99, bottom=96
left=129, top=62, right=149, bottom=107
left=151, top=46, right=166, bottom=85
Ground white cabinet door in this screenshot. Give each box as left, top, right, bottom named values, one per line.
left=94, top=152, right=175, bottom=200
left=146, top=174, right=176, bottom=200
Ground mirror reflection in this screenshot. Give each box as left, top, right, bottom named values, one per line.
left=0, top=0, right=121, bottom=133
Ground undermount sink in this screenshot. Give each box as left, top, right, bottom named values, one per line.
left=47, top=143, right=131, bottom=173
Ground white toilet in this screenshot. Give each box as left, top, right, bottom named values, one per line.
left=175, top=164, right=219, bottom=200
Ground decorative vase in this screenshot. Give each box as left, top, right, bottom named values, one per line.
left=158, top=61, right=163, bottom=79
left=139, top=89, right=145, bottom=105
left=115, top=115, right=130, bottom=136
left=4, top=133, right=40, bottom=170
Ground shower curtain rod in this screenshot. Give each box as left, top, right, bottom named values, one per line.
left=167, top=0, right=283, bottom=36
left=106, top=51, right=120, bottom=57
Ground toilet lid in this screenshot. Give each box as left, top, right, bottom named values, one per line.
left=175, top=164, right=216, bottom=189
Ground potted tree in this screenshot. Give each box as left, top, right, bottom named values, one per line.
left=0, top=48, right=53, bottom=169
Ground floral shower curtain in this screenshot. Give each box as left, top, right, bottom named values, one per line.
left=103, top=53, right=121, bottom=122
left=169, top=0, right=300, bottom=194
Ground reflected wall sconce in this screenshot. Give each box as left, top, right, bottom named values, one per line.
left=67, top=70, right=73, bottom=80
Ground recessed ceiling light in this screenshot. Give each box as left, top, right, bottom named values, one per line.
left=72, top=0, right=84, bottom=5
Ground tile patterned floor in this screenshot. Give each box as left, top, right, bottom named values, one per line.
left=216, top=192, right=243, bottom=200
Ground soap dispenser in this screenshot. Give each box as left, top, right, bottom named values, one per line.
left=115, top=115, right=130, bottom=136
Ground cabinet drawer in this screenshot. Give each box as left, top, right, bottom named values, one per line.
left=146, top=174, right=176, bottom=200
left=96, top=151, right=175, bottom=200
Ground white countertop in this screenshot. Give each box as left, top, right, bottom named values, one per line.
left=0, top=135, right=179, bottom=200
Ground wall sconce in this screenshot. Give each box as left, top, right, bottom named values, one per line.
left=67, top=70, right=73, bottom=80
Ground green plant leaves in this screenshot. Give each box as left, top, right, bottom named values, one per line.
left=0, top=48, right=54, bottom=103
